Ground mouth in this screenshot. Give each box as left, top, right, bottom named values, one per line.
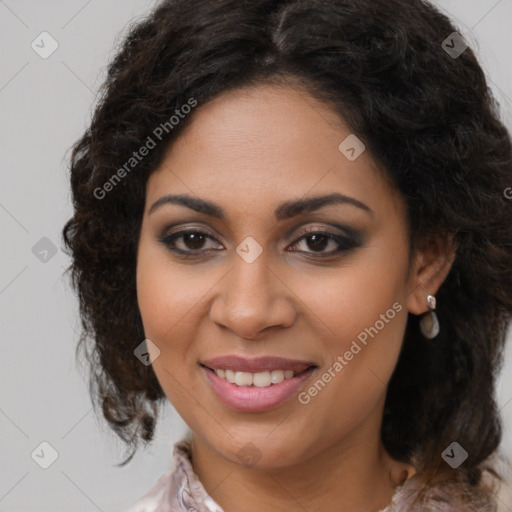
left=200, top=364, right=316, bottom=387
left=199, top=355, right=318, bottom=412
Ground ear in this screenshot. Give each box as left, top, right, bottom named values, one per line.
left=406, top=233, right=457, bottom=315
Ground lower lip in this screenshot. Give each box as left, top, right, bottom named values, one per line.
left=201, top=365, right=316, bottom=412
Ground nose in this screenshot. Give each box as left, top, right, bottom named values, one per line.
left=209, top=251, right=297, bottom=340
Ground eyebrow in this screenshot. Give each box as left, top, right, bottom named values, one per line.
left=148, top=192, right=373, bottom=220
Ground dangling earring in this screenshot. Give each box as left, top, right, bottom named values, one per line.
left=419, top=294, right=440, bottom=339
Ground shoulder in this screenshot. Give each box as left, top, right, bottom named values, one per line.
left=122, top=470, right=174, bottom=512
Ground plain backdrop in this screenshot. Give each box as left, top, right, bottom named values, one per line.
left=1, top=0, right=511, bottom=511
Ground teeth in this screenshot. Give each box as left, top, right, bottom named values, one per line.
left=213, top=368, right=298, bottom=387
left=235, top=371, right=253, bottom=386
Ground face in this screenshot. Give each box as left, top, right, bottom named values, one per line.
left=136, top=83, right=415, bottom=469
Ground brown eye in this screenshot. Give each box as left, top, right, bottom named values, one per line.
left=158, top=227, right=360, bottom=259
left=288, top=229, right=361, bottom=257
left=158, top=229, right=222, bottom=254
left=302, top=233, right=331, bottom=252
left=180, top=232, right=208, bottom=250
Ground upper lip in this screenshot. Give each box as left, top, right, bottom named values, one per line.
left=201, top=355, right=317, bottom=374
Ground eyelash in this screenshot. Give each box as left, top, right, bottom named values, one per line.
left=157, top=226, right=360, bottom=259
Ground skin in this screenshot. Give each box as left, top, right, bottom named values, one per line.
left=136, top=83, right=456, bottom=512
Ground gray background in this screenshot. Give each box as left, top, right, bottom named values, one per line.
left=1, top=0, right=511, bottom=510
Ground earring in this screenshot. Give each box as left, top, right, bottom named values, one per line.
left=419, top=294, right=440, bottom=339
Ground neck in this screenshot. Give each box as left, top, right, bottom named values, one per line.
left=189, top=400, right=414, bottom=512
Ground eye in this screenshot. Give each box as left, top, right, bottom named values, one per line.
left=288, top=228, right=360, bottom=256
left=158, top=229, right=222, bottom=254
left=158, top=226, right=361, bottom=258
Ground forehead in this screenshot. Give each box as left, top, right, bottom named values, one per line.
left=145, top=84, right=400, bottom=220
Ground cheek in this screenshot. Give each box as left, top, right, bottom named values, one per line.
left=135, top=244, right=208, bottom=408
left=136, top=240, right=198, bottom=351
left=291, top=275, right=407, bottom=447
left=136, top=239, right=224, bottom=366
left=296, top=240, right=409, bottom=395
left=302, top=257, right=406, bottom=346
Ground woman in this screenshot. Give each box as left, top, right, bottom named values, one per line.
left=62, top=0, right=512, bottom=510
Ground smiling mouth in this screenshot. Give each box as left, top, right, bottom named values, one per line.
left=200, top=364, right=317, bottom=388
left=200, top=361, right=318, bottom=412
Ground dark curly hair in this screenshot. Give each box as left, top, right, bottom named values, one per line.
left=62, top=0, right=512, bottom=500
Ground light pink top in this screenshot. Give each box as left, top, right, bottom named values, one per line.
left=123, top=441, right=499, bottom=511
